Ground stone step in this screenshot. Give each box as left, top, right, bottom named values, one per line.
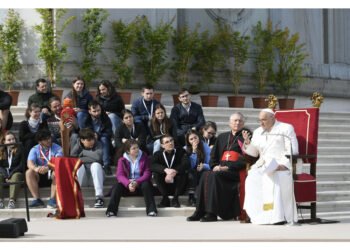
left=316, top=200, right=350, bottom=212
left=317, top=191, right=350, bottom=202
left=317, top=146, right=350, bottom=155
left=317, top=155, right=350, bottom=164
left=317, top=181, right=350, bottom=191
left=318, top=138, right=350, bottom=147
left=316, top=172, right=350, bottom=181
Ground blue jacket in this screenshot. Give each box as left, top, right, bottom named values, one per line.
left=184, top=141, right=211, bottom=170
left=131, top=97, right=160, bottom=125
left=64, top=89, right=93, bottom=111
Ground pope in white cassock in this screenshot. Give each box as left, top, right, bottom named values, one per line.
left=242, top=108, right=298, bottom=224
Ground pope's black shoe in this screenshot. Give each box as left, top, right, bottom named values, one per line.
left=157, top=196, right=170, bottom=208
left=187, top=211, right=204, bottom=221
left=200, top=213, right=217, bottom=222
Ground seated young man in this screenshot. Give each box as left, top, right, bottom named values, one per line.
left=26, top=129, right=63, bottom=208
left=150, top=134, right=190, bottom=208
left=170, top=88, right=205, bottom=146
left=71, top=128, right=105, bottom=208
left=82, top=100, right=113, bottom=176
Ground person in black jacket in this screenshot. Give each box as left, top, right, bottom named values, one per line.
left=114, top=109, right=148, bottom=155
left=96, top=80, right=125, bottom=135
left=0, top=90, right=13, bottom=133
left=150, top=134, right=190, bottom=208
left=0, top=132, right=25, bottom=209
left=81, top=100, right=113, bottom=176
left=27, top=78, right=58, bottom=120
left=170, top=88, right=205, bottom=146
left=19, top=103, right=48, bottom=159
left=64, top=76, right=93, bottom=129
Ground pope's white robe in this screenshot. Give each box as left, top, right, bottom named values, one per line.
left=243, top=120, right=298, bottom=224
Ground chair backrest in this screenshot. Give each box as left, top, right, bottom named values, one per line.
left=274, top=108, right=319, bottom=164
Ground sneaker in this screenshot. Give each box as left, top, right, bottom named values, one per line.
left=8, top=200, right=16, bottom=209
left=147, top=211, right=157, bottom=217
left=29, top=198, right=45, bottom=208
left=94, top=198, right=104, bottom=208
left=106, top=211, right=117, bottom=217
left=103, top=166, right=112, bottom=176
left=47, top=198, right=57, bottom=209
left=0, top=200, right=4, bottom=209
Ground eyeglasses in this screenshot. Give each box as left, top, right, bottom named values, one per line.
left=179, top=94, right=189, bottom=99
left=207, top=131, right=216, bottom=136
left=162, top=138, right=174, bottom=145
left=257, top=118, right=269, bottom=123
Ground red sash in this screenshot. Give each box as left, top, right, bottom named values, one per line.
left=48, top=157, right=85, bottom=219
left=221, top=151, right=240, bottom=162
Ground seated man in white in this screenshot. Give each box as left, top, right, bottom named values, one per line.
left=242, top=108, right=298, bottom=225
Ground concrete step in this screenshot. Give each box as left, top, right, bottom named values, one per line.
left=317, top=172, right=350, bottom=181
left=317, top=146, right=350, bottom=155
left=317, top=155, right=350, bottom=164
left=316, top=200, right=350, bottom=213
left=318, top=138, right=350, bottom=147
left=317, top=181, right=350, bottom=191
left=309, top=163, right=350, bottom=172
left=317, top=191, right=350, bottom=202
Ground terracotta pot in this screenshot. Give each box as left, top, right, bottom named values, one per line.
left=278, top=98, right=295, bottom=109
left=153, top=93, right=162, bottom=102
left=89, top=91, right=97, bottom=99
left=252, top=97, right=268, bottom=109
left=118, top=92, right=132, bottom=104
left=172, top=94, right=180, bottom=105
left=52, top=89, right=64, bottom=101
left=200, top=95, right=218, bottom=107
left=227, top=96, right=245, bottom=108
left=5, top=91, right=19, bottom=106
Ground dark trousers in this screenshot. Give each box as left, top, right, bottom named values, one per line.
left=153, top=172, right=187, bottom=198
left=187, top=169, right=203, bottom=191
left=107, top=181, right=157, bottom=215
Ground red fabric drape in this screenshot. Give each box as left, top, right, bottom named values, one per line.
left=48, top=157, right=85, bottom=219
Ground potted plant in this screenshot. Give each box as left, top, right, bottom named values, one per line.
left=191, top=30, right=224, bottom=107
left=0, top=9, right=24, bottom=106
left=170, top=23, right=200, bottom=105
left=216, top=21, right=250, bottom=108
left=134, top=15, right=175, bottom=102
left=110, top=18, right=138, bottom=104
left=251, top=20, right=276, bottom=108
left=272, top=26, right=309, bottom=109
left=34, top=8, right=75, bottom=100
left=72, top=8, right=109, bottom=92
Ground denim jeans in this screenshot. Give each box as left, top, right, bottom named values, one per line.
left=108, top=113, right=122, bottom=135
left=77, top=109, right=89, bottom=129
left=100, top=136, right=111, bottom=167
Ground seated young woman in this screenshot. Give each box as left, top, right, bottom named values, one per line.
left=19, top=103, right=48, bottom=158
left=200, top=121, right=217, bottom=150
left=184, top=129, right=211, bottom=206
left=114, top=109, right=148, bottom=155
left=0, top=131, right=25, bottom=209
left=106, top=139, right=157, bottom=217
left=148, top=104, right=177, bottom=154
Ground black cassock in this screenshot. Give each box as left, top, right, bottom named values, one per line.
left=195, top=130, right=246, bottom=220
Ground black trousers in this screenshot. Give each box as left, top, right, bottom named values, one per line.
left=187, top=169, right=203, bottom=191
left=153, top=172, right=187, bottom=198
left=107, top=181, right=157, bottom=215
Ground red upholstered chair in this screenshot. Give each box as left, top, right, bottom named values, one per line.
left=238, top=108, right=320, bottom=223
left=274, top=108, right=319, bottom=223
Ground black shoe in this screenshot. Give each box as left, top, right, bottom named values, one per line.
left=103, top=166, right=112, bottom=176
left=187, top=211, right=204, bottom=221
left=157, top=196, right=170, bottom=208
left=171, top=197, right=180, bottom=208
left=200, top=213, right=217, bottom=222
left=188, top=194, right=196, bottom=206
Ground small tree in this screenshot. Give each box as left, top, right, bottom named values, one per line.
left=34, top=9, right=75, bottom=89
left=72, top=8, right=109, bottom=89
left=111, top=18, right=138, bottom=89
left=134, top=15, right=174, bottom=87
left=273, top=27, right=309, bottom=98
left=191, top=30, right=224, bottom=95
left=0, top=9, right=24, bottom=91
left=217, top=21, right=250, bottom=96
left=251, top=20, right=276, bottom=96
left=170, top=23, right=200, bottom=90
